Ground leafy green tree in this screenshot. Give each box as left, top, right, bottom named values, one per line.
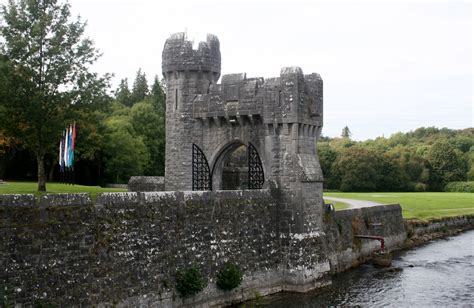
left=427, top=139, right=467, bottom=190
left=467, top=149, right=474, bottom=181
left=103, top=114, right=149, bottom=183
left=130, top=68, right=149, bottom=105
left=317, top=142, right=338, bottom=189
left=332, top=147, right=383, bottom=192
left=378, top=153, right=409, bottom=191
left=131, top=101, right=165, bottom=175
left=0, top=0, right=109, bottom=191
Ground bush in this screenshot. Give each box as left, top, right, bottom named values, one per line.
left=216, top=262, right=243, bottom=291
left=176, top=265, right=207, bottom=297
left=444, top=181, right=474, bottom=193
left=414, top=182, right=428, bottom=192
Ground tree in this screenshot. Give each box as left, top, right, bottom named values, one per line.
left=130, top=68, right=148, bottom=105
left=317, top=142, right=338, bottom=189
left=103, top=114, right=149, bottom=183
left=0, top=0, right=109, bottom=191
left=115, top=78, right=132, bottom=106
left=427, top=139, right=467, bottom=190
left=131, top=101, right=165, bottom=175
left=341, top=126, right=352, bottom=139
left=332, top=147, right=383, bottom=192
left=150, top=75, right=165, bottom=112
left=0, top=129, right=19, bottom=180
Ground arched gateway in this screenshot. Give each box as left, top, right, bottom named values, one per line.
left=162, top=33, right=325, bottom=233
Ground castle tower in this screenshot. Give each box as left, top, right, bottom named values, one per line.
left=162, top=33, right=221, bottom=191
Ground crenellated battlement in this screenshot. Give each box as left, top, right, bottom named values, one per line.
left=192, top=68, right=323, bottom=127
left=162, top=32, right=221, bottom=79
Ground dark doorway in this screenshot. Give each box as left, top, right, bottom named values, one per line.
left=212, top=142, right=264, bottom=190
left=221, top=144, right=248, bottom=190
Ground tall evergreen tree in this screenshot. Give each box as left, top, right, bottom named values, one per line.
left=130, top=68, right=148, bottom=105
left=0, top=0, right=109, bottom=191
left=341, top=126, right=352, bottom=139
left=115, top=78, right=132, bottom=106
left=151, top=75, right=165, bottom=112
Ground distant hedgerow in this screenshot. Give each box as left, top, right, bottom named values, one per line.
left=444, top=181, right=474, bottom=193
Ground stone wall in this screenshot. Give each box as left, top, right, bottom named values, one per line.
left=323, top=204, right=407, bottom=274
left=405, top=215, right=474, bottom=236
left=128, top=176, right=165, bottom=192
left=1, top=190, right=335, bottom=307
left=0, top=192, right=408, bottom=307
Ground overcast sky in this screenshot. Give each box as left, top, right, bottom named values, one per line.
left=3, top=0, right=473, bottom=140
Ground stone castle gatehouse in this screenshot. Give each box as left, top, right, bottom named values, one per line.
left=162, top=33, right=325, bottom=234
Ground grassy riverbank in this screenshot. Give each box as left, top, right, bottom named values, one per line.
left=0, top=181, right=127, bottom=200
left=324, top=192, right=474, bottom=220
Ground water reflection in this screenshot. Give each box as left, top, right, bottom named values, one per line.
left=260, top=230, right=474, bottom=307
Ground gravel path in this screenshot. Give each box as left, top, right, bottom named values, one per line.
left=324, top=196, right=382, bottom=209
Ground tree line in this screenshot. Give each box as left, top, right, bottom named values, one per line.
left=319, top=127, right=474, bottom=192
left=0, top=0, right=166, bottom=189
left=1, top=66, right=166, bottom=185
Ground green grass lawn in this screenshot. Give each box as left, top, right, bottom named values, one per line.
left=0, top=181, right=127, bottom=200
left=323, top=199, right=350, bottom=210
left=324, top=192, right=474, bottom=220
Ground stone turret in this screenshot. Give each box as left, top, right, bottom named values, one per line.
left=162, top=32, right=221, bottom=77
left=162, top=33, right=221, bottom=191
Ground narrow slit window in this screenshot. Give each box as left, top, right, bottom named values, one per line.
left=278, top=90, right=281, bottom=106
left=175, top=88, right=178, bottom=110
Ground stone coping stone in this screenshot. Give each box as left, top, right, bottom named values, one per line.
left=336, top=204, right=401, bottom=216
left=0, top=194, right=36, bottom=207
left=128, top=176, right=165, bottom=192
left=96, top=192, right=139, bottom=206
left=139, top=191, right=183, bottom=204
left=39, top=193, right=92, bottom=207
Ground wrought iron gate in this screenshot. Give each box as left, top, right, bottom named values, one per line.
left=192, top=144, right=212, bottom=190
left=248, top=143, right=264, bottom=189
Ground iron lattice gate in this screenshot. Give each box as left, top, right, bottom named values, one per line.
left=192, top=144, right=212, bottom=190
left=248, top=143, right=265, bottom=189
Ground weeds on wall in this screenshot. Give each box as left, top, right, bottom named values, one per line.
left=176, top=265, right=207, bottom=297
left=216, top=262, right=243, bottom=291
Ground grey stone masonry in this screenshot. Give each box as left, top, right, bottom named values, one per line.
left=0, top=192, right=407, bottom=307
left=128, top=176, right=165, bottom=192
left=162, top=32, right=325, bottom=235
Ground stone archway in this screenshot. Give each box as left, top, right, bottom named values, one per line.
left=211, top=141, right=265, bottom=190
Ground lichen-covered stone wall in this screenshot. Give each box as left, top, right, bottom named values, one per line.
left=323, top=204, right=407, bottom=273
left=0, top=190, right=330, bottom=307
left=128, top=176, right=165, bottom=192
left=0, top=193, right=407, bottom=307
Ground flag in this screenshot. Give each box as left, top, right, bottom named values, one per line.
left=59, top=134, right=63, bottom=170
left=64, top=127, right=69, bottom=168
left=68, top=124, right=73, bottom=167
left=72, top=122, right=76, bottom=150
left=59, top=123, right=76, bottom=171
left=71, top=123, right=76, bottom=167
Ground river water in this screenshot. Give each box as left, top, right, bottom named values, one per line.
left=263, top=230, right=474, bottom=307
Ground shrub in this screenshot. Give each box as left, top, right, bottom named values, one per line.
left=176, top=265, right=207, bottom=297
left=216, top=262, right=243, bottom=291
left=414, top=182, right=428, bottom=192
left=444, top=181, right=474, bottom=193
